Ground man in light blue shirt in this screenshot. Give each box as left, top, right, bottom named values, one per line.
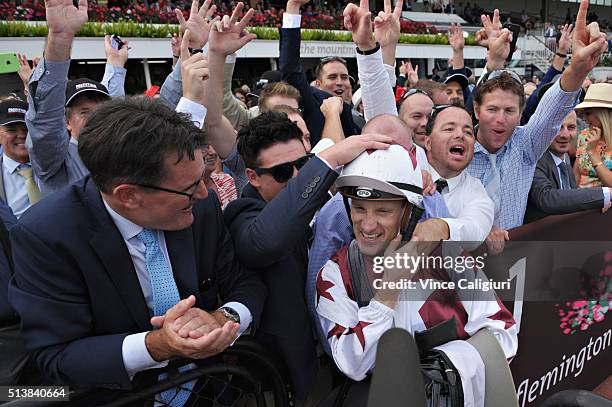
left=0, top=99, right=41, bottom=218
left=468, top=3, right=608, bottom=247
left=25, top=35, right=128, bottom=197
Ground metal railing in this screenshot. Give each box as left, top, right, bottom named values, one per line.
left=3, top=338, right=291, bottom=407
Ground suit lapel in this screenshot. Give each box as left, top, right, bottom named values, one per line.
left=84, top=179, right=151, bottom=331
left=164, top=228, right=201, bottom=303
left=566, top=154, right=578, bottom=189
left=0, top=156, right=6, bottom=203
left=545, top=152, right=562, bottom=189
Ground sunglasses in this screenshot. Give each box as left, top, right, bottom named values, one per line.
left=398, top=88, right=432, bottom=105
left=481, top=69, right=522, bottom=86
left=254, top=154, right=313, bottom=183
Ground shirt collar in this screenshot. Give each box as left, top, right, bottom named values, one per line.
left=102, top=198, right=144, bottom=242
left=428, top=164, right=464, bottom=192
left=3, top=154, right=28, bottom=174
left=549, top=151, right=567, bottom=166
left=474, top=140, right=508, bottom=157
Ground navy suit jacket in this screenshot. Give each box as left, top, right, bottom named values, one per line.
left=279, top=27, right=361, bottom=147
left=525, top=152, right=604, bottom=223
left=8, top=176, right=266, bottom=389
left=0, top=201, right=17, bottom=323
left=223, top=157, right=337, bottom=399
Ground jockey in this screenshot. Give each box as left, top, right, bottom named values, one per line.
left=315, top=145, right=519, bottom=406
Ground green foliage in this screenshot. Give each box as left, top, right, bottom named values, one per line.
left=0, top=21, right=477, bottom=45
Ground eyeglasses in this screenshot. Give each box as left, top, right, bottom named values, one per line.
left=398, top=88, right=432, bottom=106
left=253, top=154, right=313, bottom=183
left=481, top=69, right=522, bottom=86
left=136, top=172, right=205, bottom=200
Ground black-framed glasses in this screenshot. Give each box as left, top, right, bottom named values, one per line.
left=136, top=172, right=204, bottom=200
left=481, top=69, right=522, bottom=86
left=254, top=154, right=313, bottom=183
left=398, top=87, right=432, bottom=105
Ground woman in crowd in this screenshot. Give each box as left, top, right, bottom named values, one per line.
left=574, top=83, right=612, bottom=188
left=203, top=145, right=238, bottom=209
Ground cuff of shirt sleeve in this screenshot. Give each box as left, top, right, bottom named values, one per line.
left=104, top=64, right=127, bottom=75
left=311, top=138, right=335, bottom=155
left=176, top=97, right=207, bottom=128
left=220, top=302, right=252, bottom=336
left=316, top=155, right=335, bottom=171
left=440, top=217, right=460, bottom=241
left=122, top=332, right=168, bottom=380
left=226, top=53, right=237, bottom=64
left=283, top=13, right=302, bottom=28
left=603, top=187, right=611, bottom=208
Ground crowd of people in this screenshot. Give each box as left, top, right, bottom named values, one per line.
left=0, top=0, right=610, bottom=405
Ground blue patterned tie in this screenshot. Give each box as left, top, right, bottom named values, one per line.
left=138, top=229, right=194, bottom=407
left=558, top=162, right=571, bottom=190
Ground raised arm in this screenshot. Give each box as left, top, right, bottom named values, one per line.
left=524, top=0, right=607, bottom=164
left=101, top=35, right=129, bottom=97
left=25, top=0, right=87, bottom=185
left=160, top=0, right=217, bottom=108
left=222, top=56, right=250, bottom=131
left=345, top=0, right=398, bottom=120
left=204, top=3, right=256, bottom=159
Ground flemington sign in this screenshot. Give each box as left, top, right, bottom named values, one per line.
left=486, top=210, right=612, bottom=406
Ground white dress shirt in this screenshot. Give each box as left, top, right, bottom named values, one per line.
left=429, top=166, right=495, bottom=244
left=549, top=152, right=610, bottom=207
left=102, top=200, right=252, bottom=379
left=1, top=154, right=40, bottom=218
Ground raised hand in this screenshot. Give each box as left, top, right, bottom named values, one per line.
left=170, top=33, right=182, bottom=58
left=208, top=2, right=256, bottom=56
left=400, top=61, right=419, bottom=87
left=557, top=23, right=573, bottom=55
left=343, top=0, right=375, bottom=50
left=175, top=0, right=218, bottom=50
left=45, top=0, right=88, bottom=36
left=570, top=0, right=608, bottom=76
left=16, top=53, right=33, bottom=86
left=320, top=96, right=344, bottom=118
left=286, top=0, right=310, bottom=15
left=104, top=35, right=130, bottom=68
left=447, top=23, right=464, bottom=51
left=180, top=30, right=210, bottom=104
left=373, top=0, right=403, bottom=49
left=474, top=27, right=489, bottom=48
left=481, top=9, right=511, bottom=68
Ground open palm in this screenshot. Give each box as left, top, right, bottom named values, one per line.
left=45, top=0, right=88, bottom=35
left=208, top=3, right=256, bottom=56
left=175, top=0, right=218, bottom=49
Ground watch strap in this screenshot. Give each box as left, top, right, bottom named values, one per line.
left=356, top=42, right=381, bottom=56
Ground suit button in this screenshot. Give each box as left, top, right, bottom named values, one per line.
left=302, top=192, right=309, bottom=199
left=313, top=176, right=321, bottom=182
left=306, top=187, right=313, bottom=193
left=309, top=181, right=317, bottom=187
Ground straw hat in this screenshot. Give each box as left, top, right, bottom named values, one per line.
left=574, top=83, right=612, bottom=111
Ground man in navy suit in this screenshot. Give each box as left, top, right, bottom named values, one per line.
left=279, top=0, right=361, bottom=146
left=224, top=111, right=391, bottom=400
left=525, top=111, right=611, bottom=223
left=8, top=94, right=265, bottom=392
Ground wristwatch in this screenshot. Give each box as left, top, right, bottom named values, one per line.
left=218, top=307, right=240, bottom=324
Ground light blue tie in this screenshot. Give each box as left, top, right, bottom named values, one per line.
left=138, top=229, right=193, bottom=407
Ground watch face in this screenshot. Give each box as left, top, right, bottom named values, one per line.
left=221, top=307, right=240, bottom=324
